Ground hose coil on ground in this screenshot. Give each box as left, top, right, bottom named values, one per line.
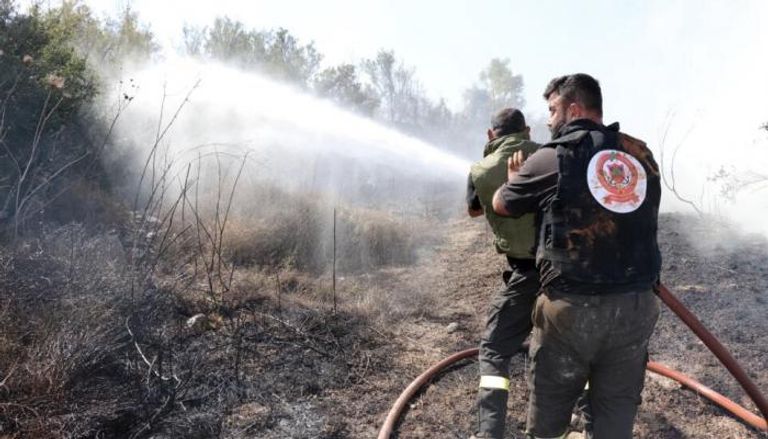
left=377, top=284, right=768, bottom=438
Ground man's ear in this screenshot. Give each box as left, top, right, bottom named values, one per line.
left=524, top=126, right=531, bottom=135
left=567, top=102, right=584, bottom=120
left=487, top=128, right=495, bottom=141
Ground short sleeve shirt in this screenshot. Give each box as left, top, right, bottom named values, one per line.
left=498, top=147, right=559, bottom=217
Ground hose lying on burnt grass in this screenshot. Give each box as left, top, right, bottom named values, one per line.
left=377, top=283, right=768, bottom=438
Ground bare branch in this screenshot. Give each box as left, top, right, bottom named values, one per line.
left=0, top=360, right=18, bottom=388
left=658, top=112, right=702, bottom=215
left=125, top=317, right=180, bottom=384
left=133, top=79, right=201, bottom=213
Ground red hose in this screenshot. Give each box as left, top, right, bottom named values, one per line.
left=654, top=283, right=768, bottom=425
left=647, top=361, right=767, bottom=431
left=377, top=283, right=768, bottom=437
left=376, top=348, right=478, bottom=439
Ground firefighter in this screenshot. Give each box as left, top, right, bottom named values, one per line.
left=466, top=108, right=541, bottom=439
left=492, top=74, right=662, bottom=439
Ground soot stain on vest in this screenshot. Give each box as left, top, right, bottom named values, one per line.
left=565, top=212, right=617, bottom=257
left=619, top=134, right=659, bottom=176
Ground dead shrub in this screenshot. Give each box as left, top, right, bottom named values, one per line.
left=0, top=224, right=133, bottom=437
left=224, top=196, right=326, bottom=272
left=0, top=152, right=440, bottom=437
left=334, top=207, right=417, bottom=273
left=223, top=192, right=420, bottom=274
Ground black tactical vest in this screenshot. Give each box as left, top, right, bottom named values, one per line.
left=538, top=122, right=662, bottom=286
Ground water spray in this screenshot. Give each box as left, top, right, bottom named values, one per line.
left=114, top=58, right=470, bottom=198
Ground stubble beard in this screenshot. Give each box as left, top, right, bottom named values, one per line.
left=549, top=119, right=565, bottom=139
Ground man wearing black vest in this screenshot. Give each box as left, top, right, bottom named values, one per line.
left=492, top=74, right=661, bottom=439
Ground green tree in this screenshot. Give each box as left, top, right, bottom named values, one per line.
left=314, top=63, right=379, bottom=115
left=362, top=50, right=396, bottom=121
left=479, top=57, right=524, bottom=110
left=186, top=18, right=321, bottom=87
left=461, top=86, right=493, bottom=125
left=202, top=17, right=263, bottom=63
left=0, top=0, right=145, bottom=236
left=181, top=23, right=206, bottom=57
left=361, top=49, right=428, bottom=130
left=102, top=6, right=157, bottom=63
left=446, top=58, right=529, bottom=157
left=459, top=58, right=525, bottom=134
left=33, top=1, right=156, bottom=71
left=263, top=28, right=321, bottom=84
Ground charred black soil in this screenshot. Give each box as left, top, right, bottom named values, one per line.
left=2, top=212, right=767, bottom=438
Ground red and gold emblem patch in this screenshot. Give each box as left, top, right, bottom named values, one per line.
left=587, top=150, right=647, bottom=213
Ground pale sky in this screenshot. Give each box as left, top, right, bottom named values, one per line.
left=20, top=0, right=768, bottom=225
left=71, top=0, right=768, bottom=140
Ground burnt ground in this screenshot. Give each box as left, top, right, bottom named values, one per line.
left=279, top=212, right=768, bottom=439
left=17, top=212, right=762, bottom=438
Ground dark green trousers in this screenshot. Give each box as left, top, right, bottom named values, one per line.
left=475, top=259, right=539, bottom=439
left=526, top=289, right=660, bottom=439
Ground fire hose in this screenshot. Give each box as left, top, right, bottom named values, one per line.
left=377, top=283, right=768, bottom=438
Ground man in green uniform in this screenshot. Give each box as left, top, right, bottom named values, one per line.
left=493, top=74, right=661, bottom=439
left=467, top=108, right=541, bottom=439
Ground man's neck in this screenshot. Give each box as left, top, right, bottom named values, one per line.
left=566, top=118, right=603, bottom=129
left=589, top=116, right=604, bottom=125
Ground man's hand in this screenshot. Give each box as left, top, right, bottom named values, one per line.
left=492, top=188, right=510, bottom=216
left=495, top=150, right=529, bottom=217
left=507, top=150, right=527, bottom=181
left=468, top=207, right=484, bottom=218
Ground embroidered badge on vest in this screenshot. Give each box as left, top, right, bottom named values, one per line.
left=587, top=149, right=647, bottom=213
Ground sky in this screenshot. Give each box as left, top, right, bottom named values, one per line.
left=19, top=0, right=768, bottom=227
left=68, top=1, right=767, bottom=117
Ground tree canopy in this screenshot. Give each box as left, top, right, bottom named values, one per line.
left=0, top=0, right=156, bottom=236
left=1, top=2, right=541, bottom=238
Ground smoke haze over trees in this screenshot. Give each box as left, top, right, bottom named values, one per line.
left=0, top=5, right=475, bottom=435
left=1, top=3, right=768, bottom=438
left=180, top=16, right=530, bottom=157
left=3, top=2, right=766, bottom=235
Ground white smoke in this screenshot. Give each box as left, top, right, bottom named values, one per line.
left=632, top=0, right=768, bottom=236
left=106, top=57, right=470, bottom=210
left=91, top=0, right=768, bottom=236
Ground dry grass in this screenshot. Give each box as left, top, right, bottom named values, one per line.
left=0, top=225, right=134, bottom=438
left=0, top=174, right=446, bottom=438
left=223, top=193, right=422, bottom=274
left=223, top=196, right=327, bottom=272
